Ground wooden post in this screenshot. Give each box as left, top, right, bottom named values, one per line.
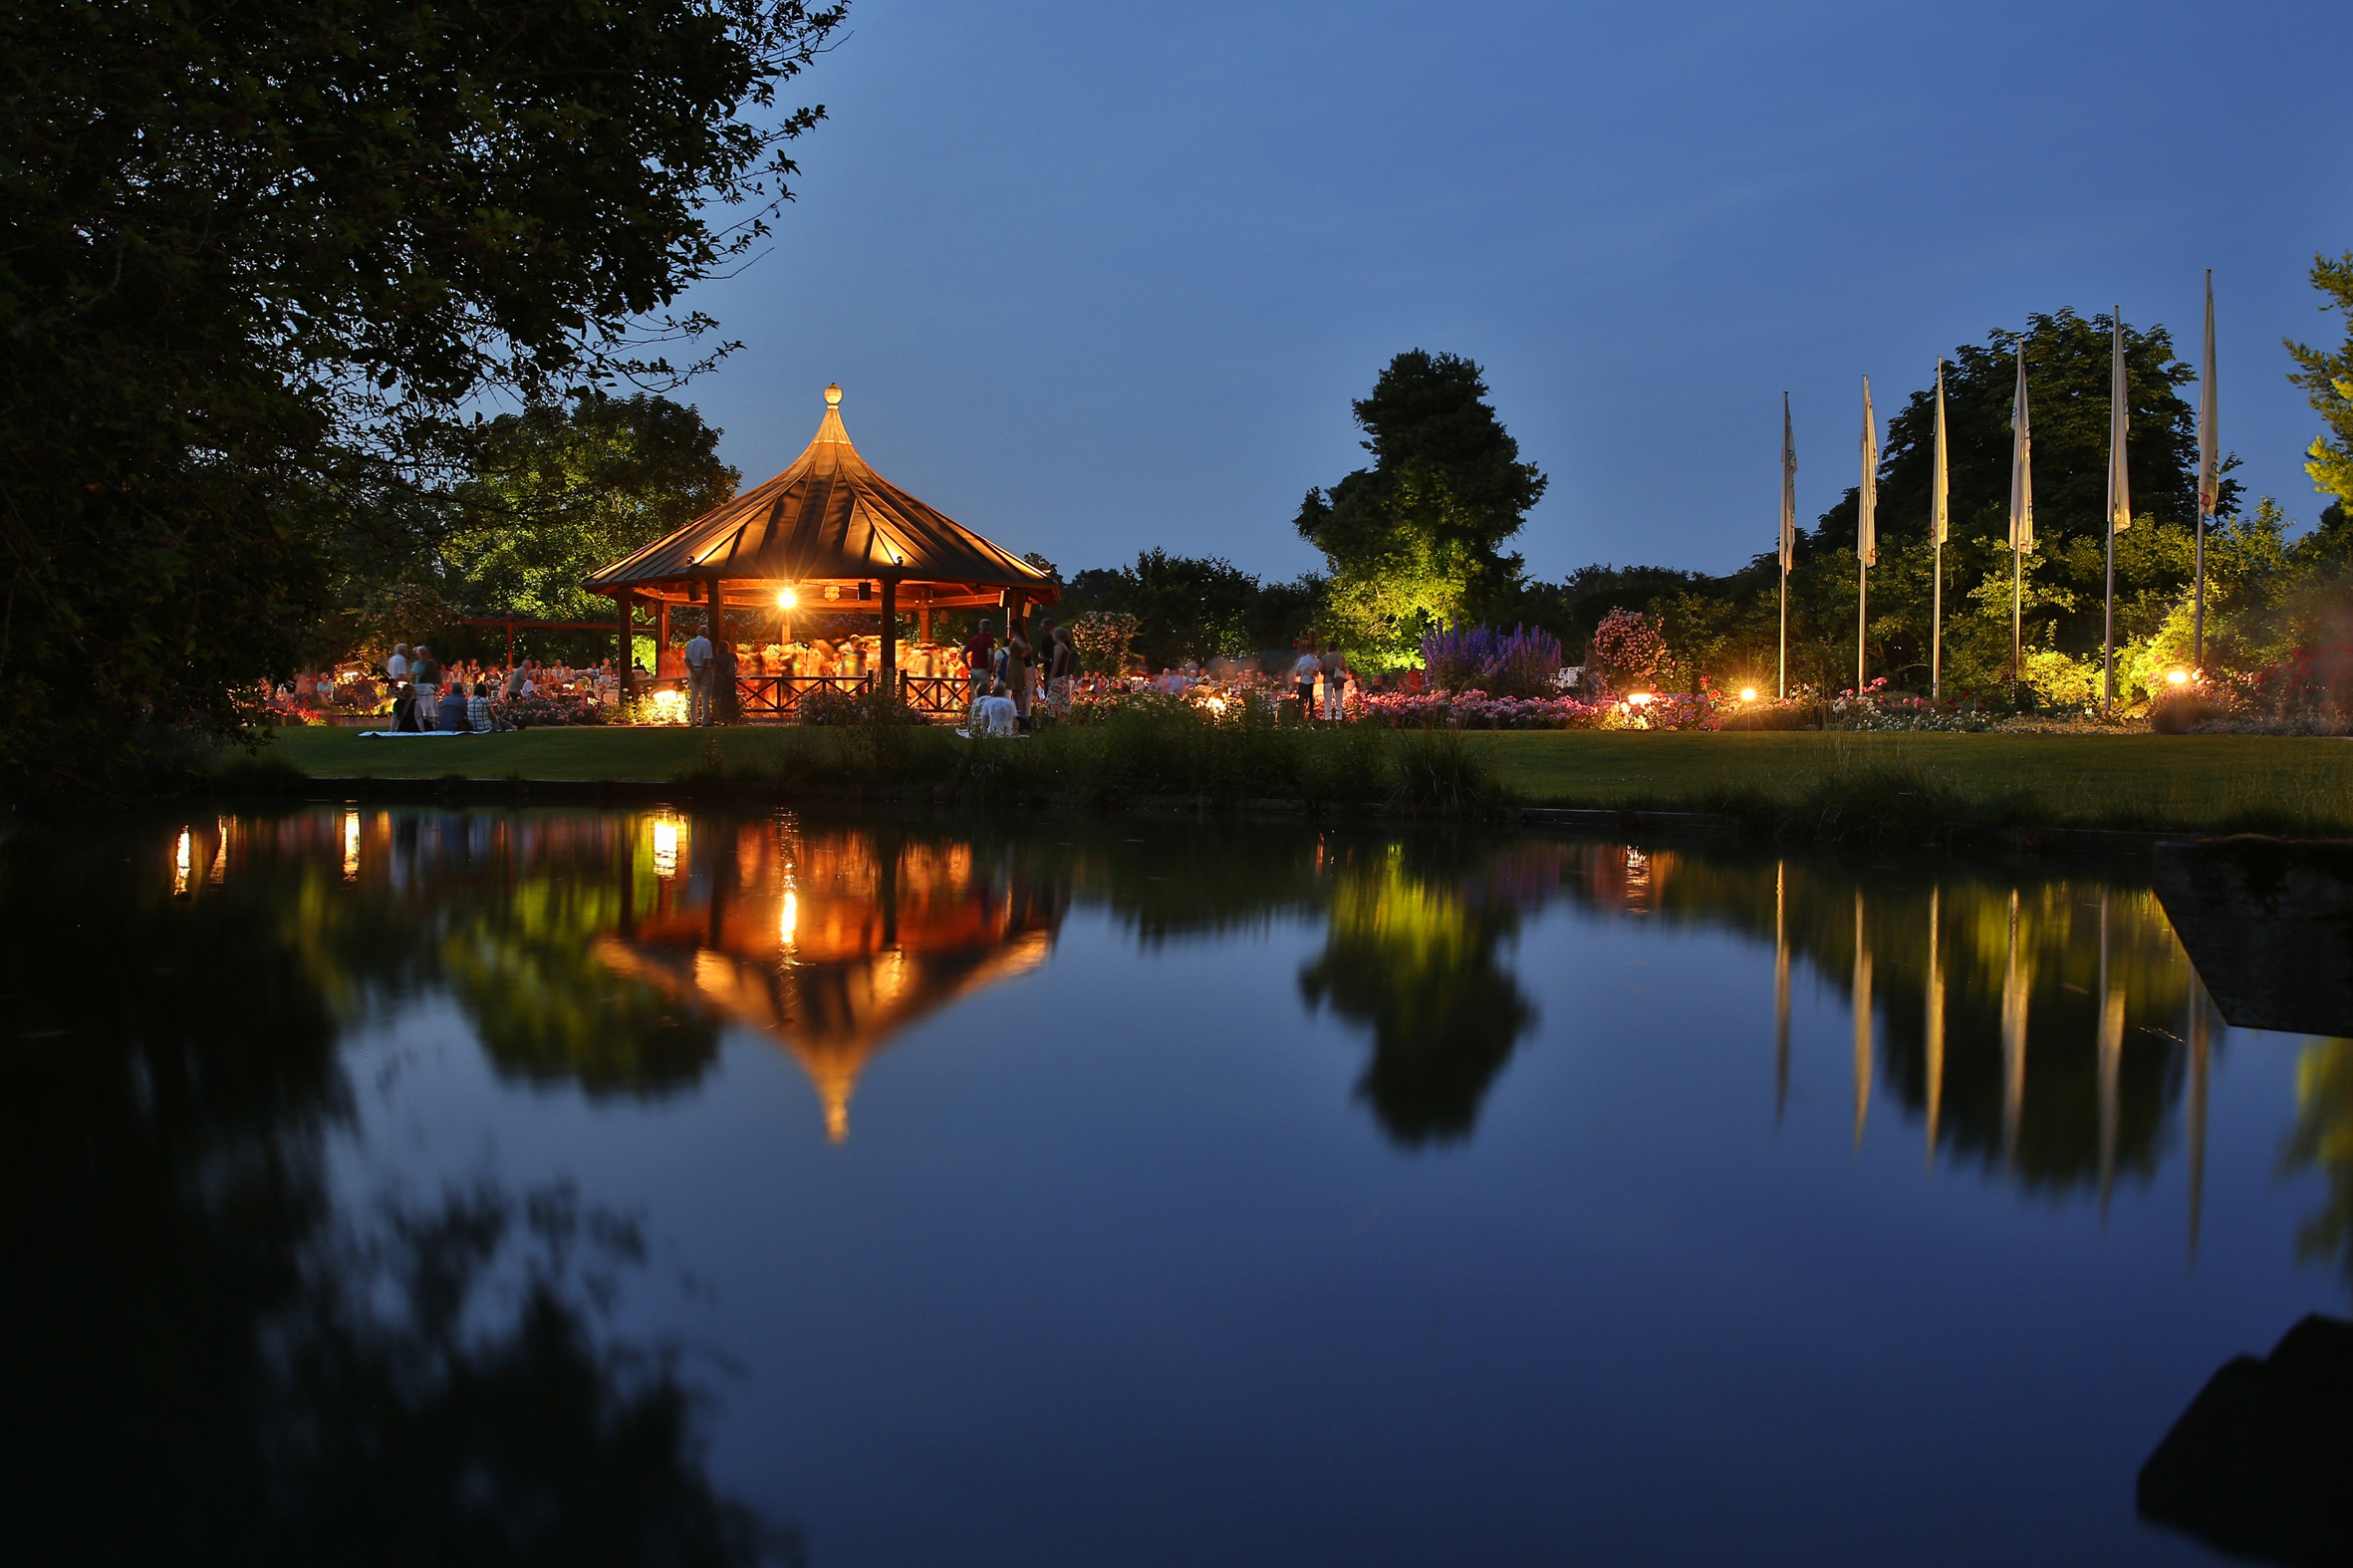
left=505, top=617, right=516, bottom=670
left=654, top=600, right=671, bottom=674
left=880, top=578, right=899, bottom=705
left=917, top=594, right=931, bottom=647
left=618, top=594, right=635, bottom=703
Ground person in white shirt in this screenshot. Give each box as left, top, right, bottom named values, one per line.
left=386, top=644, right=410, bottom=682
left=1292, top=644, right=1321, bottom=719
left=973, top=686, right=1019, bottom=736
left=683, top=626, right=715, bottom=725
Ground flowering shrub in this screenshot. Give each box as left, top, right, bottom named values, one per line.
left=502, top=691, right=607, bottom=727
left=1421, top=623, right=1564, bottom=698
left=1069, top=611, right=1142, bottom=675
left=1588, top=608, right=1667, bottom=687
left=1360, top=688, right=1608, bottom=729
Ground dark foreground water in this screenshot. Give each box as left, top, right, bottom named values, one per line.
left=1, top=805, right=2345, bottom=1566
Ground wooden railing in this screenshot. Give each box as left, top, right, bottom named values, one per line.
left=734, top=673, right=870, bottom=718
left=728, top=670, right=971, bottom=721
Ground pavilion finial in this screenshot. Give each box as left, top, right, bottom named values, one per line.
left=824, top=383, right=843, bottom=406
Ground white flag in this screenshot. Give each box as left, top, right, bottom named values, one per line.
left=1780, top=393, right=1797, bottom=571
left=1932, top=361, right=1950, bottom=547
left=1858, top=378, right=1878, bottom=567
left=2009, top=343, right=2034, bottom=554
left=2199, top=271, right=2219, bottom=518
left=2109, top=313, right=2132, bottom=534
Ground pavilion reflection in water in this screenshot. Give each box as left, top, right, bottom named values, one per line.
left=596, top=817, right=1066, bottom=1142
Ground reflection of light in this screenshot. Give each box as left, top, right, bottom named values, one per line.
left=1739, top=687, right=1757, bottom=702
left=780, top=890, right=798, bottom=947
left=342, top=811, right=360, bottom=881
left=653, top=818, right=679, bottom=879
left=2166, top=666, right=2191, bottom=686
left=172, top=830, right=191, bottom=897
left=777, top=588, right=798, bottom=609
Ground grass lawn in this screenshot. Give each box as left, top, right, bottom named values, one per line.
left=251, top=723, right=2353, bottom=834
left=1487, top=729, right=2353, bottom=833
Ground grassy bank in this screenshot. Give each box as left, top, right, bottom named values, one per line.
left=1490, top=730, right=2353, bottom=837
left=241, top=723, right=2353, bottom=837
left=242, top=713, right=1497, bottom=815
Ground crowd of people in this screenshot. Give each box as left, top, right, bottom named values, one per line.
left=265, top=644, right=623, bottom=731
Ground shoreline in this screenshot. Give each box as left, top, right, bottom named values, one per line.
left=207, top=772, right=2222, bottom=860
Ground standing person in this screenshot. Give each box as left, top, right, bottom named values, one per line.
left=386, top=643, right=410, bottom=684
left=411, top=645, right=441, bottom=729
left=1291, top=639, right=1321, bottom=721
left=1048, top=625, right=1076, bottom=717
left=711, top=637, right=739, bottom=725
left=1007, top=629, right=1034, bottom=731
left=502, top=660, right=528, bottom=700
left=963, top=620, right=996, bottom=709
left=683, top=622, right=714, bottom=725
left=1321, top=642, right=1348, bottom=722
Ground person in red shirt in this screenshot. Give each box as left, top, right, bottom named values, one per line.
left=962, top=621, right=996, bottom=706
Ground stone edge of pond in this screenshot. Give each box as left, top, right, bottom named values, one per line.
left=240, top=775, right=2217, bottom=859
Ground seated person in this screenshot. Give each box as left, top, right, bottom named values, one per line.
left=435, top=683, right=472, bottom=732
left=973, top=681, right=1019, bottom=737
left=466, top=681, right=497, bottom=733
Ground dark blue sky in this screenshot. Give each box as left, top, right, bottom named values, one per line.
left=674, top=0, right=2350, bottom=585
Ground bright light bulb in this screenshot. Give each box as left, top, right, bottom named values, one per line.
left=777, top=588, right=797, bottom=609
left=2166, top=666, right=2191, bottom=686
left=1739, top=687, right=1757, bottom=702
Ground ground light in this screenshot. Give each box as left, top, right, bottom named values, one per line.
left=1739, top=687, right=1757, bottom=702
left=2167, top=666, right=2192, bottom=686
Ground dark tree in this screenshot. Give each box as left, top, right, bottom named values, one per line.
left=0, top=0, right=844, bottom=787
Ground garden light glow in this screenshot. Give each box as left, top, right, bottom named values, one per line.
left=1626, top=692, right=1656, bottom=707
left=2166, top=666, right=2191, bottom=686
left=653, top=817, right=680, bottom=879
left=777, top=588, right=798, bottom=609
left=1739, top=687, right=1757, bottom=702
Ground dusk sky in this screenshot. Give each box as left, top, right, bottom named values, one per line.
left=675, top=0, right=2351, bottom=586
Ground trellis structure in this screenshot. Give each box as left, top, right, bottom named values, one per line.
left=584, top=384, right=1059, bottom=713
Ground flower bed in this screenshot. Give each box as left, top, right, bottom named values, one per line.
left=501, top=691, right=608, bottom=728
left=1827, top=679, right=1995, bottom=733
left=1359, top=689, right=1609, bottom=729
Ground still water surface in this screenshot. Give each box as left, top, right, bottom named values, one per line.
left=3, top=806, right=2345, bottom=1565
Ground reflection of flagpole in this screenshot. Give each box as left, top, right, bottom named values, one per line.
left=2098, top=891, right=2122, bottom=1220
left=1775, top=861, right=1791, bottom=1124
left=1853, top=889, right=1872, bottom=1150
left=2002, top=890, right=2027, bottom=1171
left=1926, top=884, right=1945, bottom=1167
left=2188, top=967, right=2210, bottom=1271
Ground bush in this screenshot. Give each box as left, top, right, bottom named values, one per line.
left=501, top=692, right=607, bottom=728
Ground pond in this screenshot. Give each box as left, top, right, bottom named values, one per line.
left=1, top=805, right=2344, bottom=1565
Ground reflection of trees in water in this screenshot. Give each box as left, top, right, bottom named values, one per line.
left=1299, top=847, right=1540, bottom=1146
left=0, top=824, right=792, bottom=1564
left=2285, top=1041, right=2353, bottom=1289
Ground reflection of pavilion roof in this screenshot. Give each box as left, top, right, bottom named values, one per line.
left=595, top=890, right=1055, bottom=1142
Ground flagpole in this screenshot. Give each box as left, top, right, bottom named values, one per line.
left=2197, top=270, right=2217, bottom=672
left=1857, top=378, right=1877, bottom=696
left=1779, top=392, right=1796, bottom=701
left=2009, top=342, right=2032, bottom=707
left=2103, top=308, right=2132, bottom=714
left=1932, top=359, right=1948, bottom=700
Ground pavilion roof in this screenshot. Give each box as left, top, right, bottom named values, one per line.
left=584, top=386, right=1057, bottom=604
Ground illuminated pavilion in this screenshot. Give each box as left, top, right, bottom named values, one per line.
left=584, top=385, right=1059, bottom=697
